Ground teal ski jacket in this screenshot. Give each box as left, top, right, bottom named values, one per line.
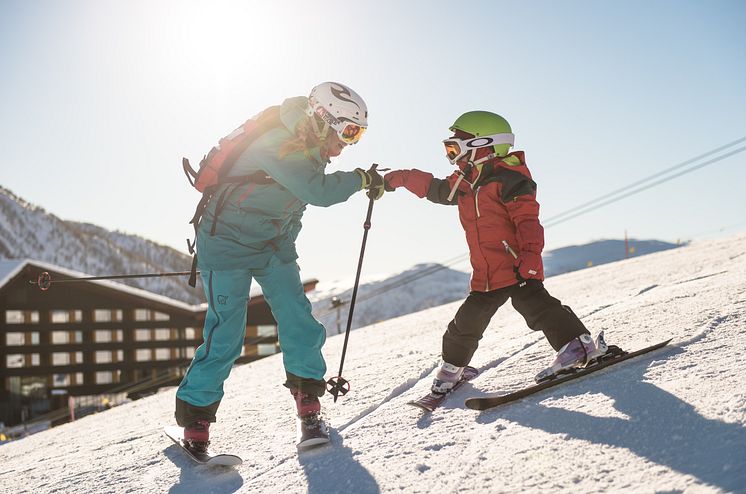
left=196, top=96, right=364, bottom=271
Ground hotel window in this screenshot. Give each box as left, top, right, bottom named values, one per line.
left=155, top=329, right=171, bottom=341
left=52, top=353, right=71, bottom=365
left=51, top=310, right=82, bottom=323
left=135, top=329, right=151, bottom=341
left=155, top=348, right=170, bottom=361
left=95, top=330, right=113, bottom=343
left=6, top=332, right=40, bottom=345
left=185, top=347, right=195, bottom=358
left=257, top=325, right=277, bottom=337
left=96, top=371, right=113, bottom=384
left=96, top=351, right=113, bottom=364
left=135, top=349, right=152, bottom=362
left=51, top=331, right=70, bottom=344
left=94, top=309, right=123, bottom=322
left=5, top=310, right=39, bottom=324
left=53, top=374, right=71, bottom=386
left=6, top=354, right=24, bottom=368
left=257, top=343, right=278, bottom=356
left=154, top=311, right=169, bottom=321
left=185, top=328, right=197, bottom=339
left=5, top=332, right=24, bottom=345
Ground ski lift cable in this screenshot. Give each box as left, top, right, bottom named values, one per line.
left=542, top=135, right=746, bottom=224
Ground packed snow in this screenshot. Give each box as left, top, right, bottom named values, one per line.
left=1, top=233, right=744, bottom=493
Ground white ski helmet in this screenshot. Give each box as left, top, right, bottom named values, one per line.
left=306, top=82, right=368, bottom=144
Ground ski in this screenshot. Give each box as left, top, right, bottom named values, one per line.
left=465, top=339, right=672, bottom=411
left=163, top=426, right=243, bottom=466
left=296, top=414, right=330, bottom=450
left=408, top=366, right=479, bottom=412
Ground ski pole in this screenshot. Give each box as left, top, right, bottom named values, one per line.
left=327, top=164, right=380, bottom=402
left=29, top=270, right=199, bottom=291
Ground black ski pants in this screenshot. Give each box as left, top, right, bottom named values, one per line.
left=442, top=280, right=589, bottom=366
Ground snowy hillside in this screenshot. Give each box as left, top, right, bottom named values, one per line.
left=2, top=232, right=744, bottom=493
left=0, top=186, right=202, bottom=304
left=309, top=263, right=470, bottom=335
left=543, top=239, right=682, bottom=276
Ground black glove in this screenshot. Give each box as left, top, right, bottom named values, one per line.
left=356, top=167, right=385, bottom=200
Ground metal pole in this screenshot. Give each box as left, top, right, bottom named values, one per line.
left=30, top=270, right=199, bottom=291
left=327, top=164, right=379, bottom=401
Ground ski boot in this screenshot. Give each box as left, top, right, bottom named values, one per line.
left=291, top=389, right=329, bottom=449
left=534, top=331, right=608, bottom=383
left=431, top=362, right=465, bottom=395
left=183, top=419, right=210, bottom=454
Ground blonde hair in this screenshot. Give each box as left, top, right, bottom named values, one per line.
left=279, top=116, right=321, bottom=160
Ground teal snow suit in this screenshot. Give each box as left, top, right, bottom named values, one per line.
left=175, top=96, right=363, bottom=425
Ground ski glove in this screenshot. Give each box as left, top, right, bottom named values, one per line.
left=383, top=169, right=433, bottom=198
left=514, top=251, right=543, bottom=281
left=355, top=167, right=385, bottom=200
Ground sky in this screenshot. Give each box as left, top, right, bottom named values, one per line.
left=1, top=0, right=745, bottom=282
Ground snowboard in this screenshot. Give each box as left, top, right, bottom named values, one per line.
left=465, top=339, right=672, bottom=411
left=408, top=366, right=479, bottom=412
left=296, top=414, right=330, bottom=450
left=164, top=426, right=243, bottom=466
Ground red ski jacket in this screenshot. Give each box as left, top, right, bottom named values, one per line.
left=387, top=152, right=545, bottom=292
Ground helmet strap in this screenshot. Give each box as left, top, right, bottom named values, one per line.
left=447, top=172, right=465, bottom=202
left=309, top=114, right=331, bottom=141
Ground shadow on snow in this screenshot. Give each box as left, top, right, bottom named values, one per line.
left=163, top=444, right=244, bottom=494
left=475, top=347, right=746, bottom=492
left=298, top=428, right=380, bottom=494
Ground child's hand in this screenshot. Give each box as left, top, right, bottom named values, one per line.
left=383, top=170, right=406, bottom=191
left=514, top=252, right=542, bottom=280
left=383, top=169, right=433, bottom=197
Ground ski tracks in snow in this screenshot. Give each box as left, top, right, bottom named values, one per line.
left=336, top=359, right=441, bottom=434
left=339, top=336, right=542, bottom=435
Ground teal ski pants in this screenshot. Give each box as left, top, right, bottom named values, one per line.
left=176, top=257, right=327, bottom=414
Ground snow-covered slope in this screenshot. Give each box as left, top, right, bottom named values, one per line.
left=2, top=235, right=745, bottom=494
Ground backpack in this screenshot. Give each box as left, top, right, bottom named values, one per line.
left=182, top=107, right=282, bottom=287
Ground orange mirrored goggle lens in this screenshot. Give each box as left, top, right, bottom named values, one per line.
left=340, top=124, right=366, bottom=144
left=444, top=141, right=462, bottom=160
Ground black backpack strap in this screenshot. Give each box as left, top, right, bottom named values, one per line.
left=209, top=183, right=240, bottom=236
left=182, top=157, right=198, bottom=187
left=188, top=253, right=199, bottom=288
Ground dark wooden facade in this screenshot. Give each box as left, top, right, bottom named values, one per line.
left=0, top=260, right=317, bottom=428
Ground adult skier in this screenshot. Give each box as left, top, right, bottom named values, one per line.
left=175, top=82, right=385, bottom=451
left=384, top=111, right=607, bottom=395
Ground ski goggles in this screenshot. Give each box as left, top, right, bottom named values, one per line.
left=337, top=122, right=366, bottom=144
left=312, top=106, right=367, bottom=145
left=443, top=133, right=515, bottom=163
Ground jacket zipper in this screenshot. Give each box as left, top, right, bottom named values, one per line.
left=475, top=187, right=481, bottom=218
left=471, top=186, right=490, bottom=291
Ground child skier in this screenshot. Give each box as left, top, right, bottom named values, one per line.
left=383, top=111, right=606, bottom=394
left=175, top=82, right=385, bottom=451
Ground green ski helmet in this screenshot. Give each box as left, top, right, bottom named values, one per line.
left=445, top=111, right=514, bottom=162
